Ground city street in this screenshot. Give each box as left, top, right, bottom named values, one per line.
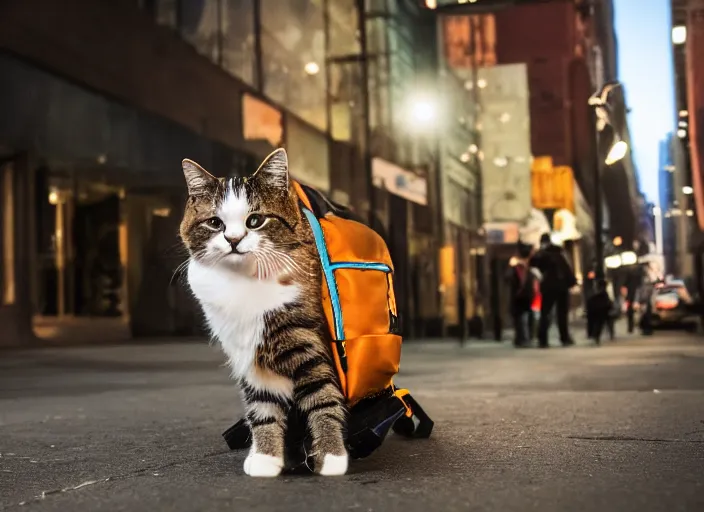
left=1, top=331, right=703, bottom=512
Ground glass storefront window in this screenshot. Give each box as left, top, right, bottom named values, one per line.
left=287, top=115, right=331, bottom=192
left=366, top=15, right=390, bottom=133
left=154, top=0, right=178, bottom=29
left=328, top=0, right=363, bottom=142
left=221, top=0, right=257, bottom=86
left=260, top=0, right=327, bottom=131
left=179, top=0, right=221, bottom=64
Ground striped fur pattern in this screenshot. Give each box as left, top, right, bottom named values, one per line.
left=179, top=149, right=348, bottom=477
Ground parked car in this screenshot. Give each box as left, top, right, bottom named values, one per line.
left=639, top=280, right=701, bottom=332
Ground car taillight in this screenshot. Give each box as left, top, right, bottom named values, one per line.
left=655, top=296, right=679, bottom=310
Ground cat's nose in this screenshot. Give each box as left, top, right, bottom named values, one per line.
left=224, top=234, right=244, bottom=253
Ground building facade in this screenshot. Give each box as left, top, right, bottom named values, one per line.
left=0, top=0, right=441, bottom=345
left=676, top=0, right=704, bottom=292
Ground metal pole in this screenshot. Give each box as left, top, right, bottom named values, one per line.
left=252, top=0, right=265, bottom=92
left=591, top=104, right=605, bottom=280
left=356, top=0, right=375, bottom=227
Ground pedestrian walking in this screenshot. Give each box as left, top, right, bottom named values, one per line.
left=530, top=233, right=577, bottom=348
left=506, top=241, right=536, bottom=347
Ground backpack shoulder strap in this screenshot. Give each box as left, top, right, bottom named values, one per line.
left=292, top=181, right=314, bottom=211
left=294, top=180, right=365, bottom=224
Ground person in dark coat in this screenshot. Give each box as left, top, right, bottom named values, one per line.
left=530, top=233, right=577, bottom=348
left=586, top=278, right=614, bottom=344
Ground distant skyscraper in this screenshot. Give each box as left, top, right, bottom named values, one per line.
left=658, top=132, right=677, bottom=272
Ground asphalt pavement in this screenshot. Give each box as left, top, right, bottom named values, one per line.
left=1, top=329, right=703, bottom=511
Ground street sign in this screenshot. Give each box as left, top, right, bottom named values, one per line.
left=531, top=160, right=575, bottom=212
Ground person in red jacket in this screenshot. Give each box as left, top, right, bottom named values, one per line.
left=506, top=242, right=536, bottom=347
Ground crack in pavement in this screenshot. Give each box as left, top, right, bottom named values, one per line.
left=5, top=450, right=229, bottom=509
left=567, top=435, right=704, bottom=443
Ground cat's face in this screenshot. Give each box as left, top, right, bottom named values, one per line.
left=179, top=148, right=303, bottom=279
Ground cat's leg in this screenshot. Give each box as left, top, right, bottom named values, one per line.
left=293, top=354, right=348, bottom=476
left=240, top=381, right=290, bottom=477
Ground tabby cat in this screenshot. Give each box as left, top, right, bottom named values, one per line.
left=179, top=148, right=348, bottom=477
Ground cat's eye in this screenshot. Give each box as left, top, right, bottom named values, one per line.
left=204, top=217, right=224, bottom=230
left=245, top=214, right=267, bottom=230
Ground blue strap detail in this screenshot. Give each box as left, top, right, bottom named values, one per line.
left=302, top=208, right=345, bottom=341
left=329, top=261, right=391, bottom=272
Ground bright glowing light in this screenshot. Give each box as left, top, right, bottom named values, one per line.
left=411, top=99, right=436, bottom=123
left=304, top=62, right=320, bottom=75
left=48, top=191, right=59, bottom=205
left=499, top=112, right=511, bottom=123
left=605, top=140, right=628, bottom=165
left=679, top=120, right=688, bottom=127
left=652, top=206, right=662, bottom=216
left=493, top=156, right=508, bottom=168
left=679, top=110, right=689, bottom=117
left=613, top=236, right=623, bottom=247
left=683, top=186, right=694, bottom=195
left=687, top=209, right=694, bottom=217
left=468, top=144, right=479, bottom=154
left=425, top=0, right=437, bottom=8
left=460, top=152, right=470, bottom=163
left=678, top=128, right=687, bottom=138
left=672, top=25, right=687, bottom=45
left=477, top=78, right=487, bottom=89
left=621, top=251, right=638, bottom=266
left=605, top=255, right=622, bottom=269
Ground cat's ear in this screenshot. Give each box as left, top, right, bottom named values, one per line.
left=182, top=159, right=218, bottom=196
left=253, top=148, right=289, bottom=189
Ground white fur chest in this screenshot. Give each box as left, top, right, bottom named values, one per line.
left=187, top=260, right=301, bottom=378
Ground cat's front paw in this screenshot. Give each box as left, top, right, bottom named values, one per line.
left=243, top=453, right=284, bottom=477
left=317, top=453, right=349, bottom=476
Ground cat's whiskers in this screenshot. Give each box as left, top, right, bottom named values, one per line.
left=169, top=259, right=191, bottom=285
left=261, top=240, right=307, bottom=275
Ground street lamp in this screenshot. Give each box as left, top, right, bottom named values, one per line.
left=672, top=25, right=687, bottom=45
left=588, top=81, right=625, bottom=279
left=407, top=94, right=439, bottom=127
left=604, top=139, right=628, bottom=166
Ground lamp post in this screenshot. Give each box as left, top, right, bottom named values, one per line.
left=588, top=81, right=628, bottom=279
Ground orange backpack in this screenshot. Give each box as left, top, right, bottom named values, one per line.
left=293, top=181, right=402, bottom=406
left=223, top=181, right=433, bottom=460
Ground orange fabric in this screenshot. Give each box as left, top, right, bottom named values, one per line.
left=344, top=334, right=402, bottom=405
left=393, top=388, right=413, bottom=417
left=294, top=180, right=402, bottom=406
left=321, top=215, right=393, bottom=267
left=292, top=181, right=313, bottom=210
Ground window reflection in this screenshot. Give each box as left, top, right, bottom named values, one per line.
left=154, top=0, right=178, bottom=28
left=180, top=0, right=221, bottom=64
left=328, top=0, right=362, bottom=143
left=222, top=0, right=256, bottom=85
left=260, top=0, right=327, bottom=131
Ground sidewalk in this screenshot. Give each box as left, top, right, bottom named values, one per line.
left=1, top=331, right=703, bottom=511
left=407, top=318, right=609, bottom=348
